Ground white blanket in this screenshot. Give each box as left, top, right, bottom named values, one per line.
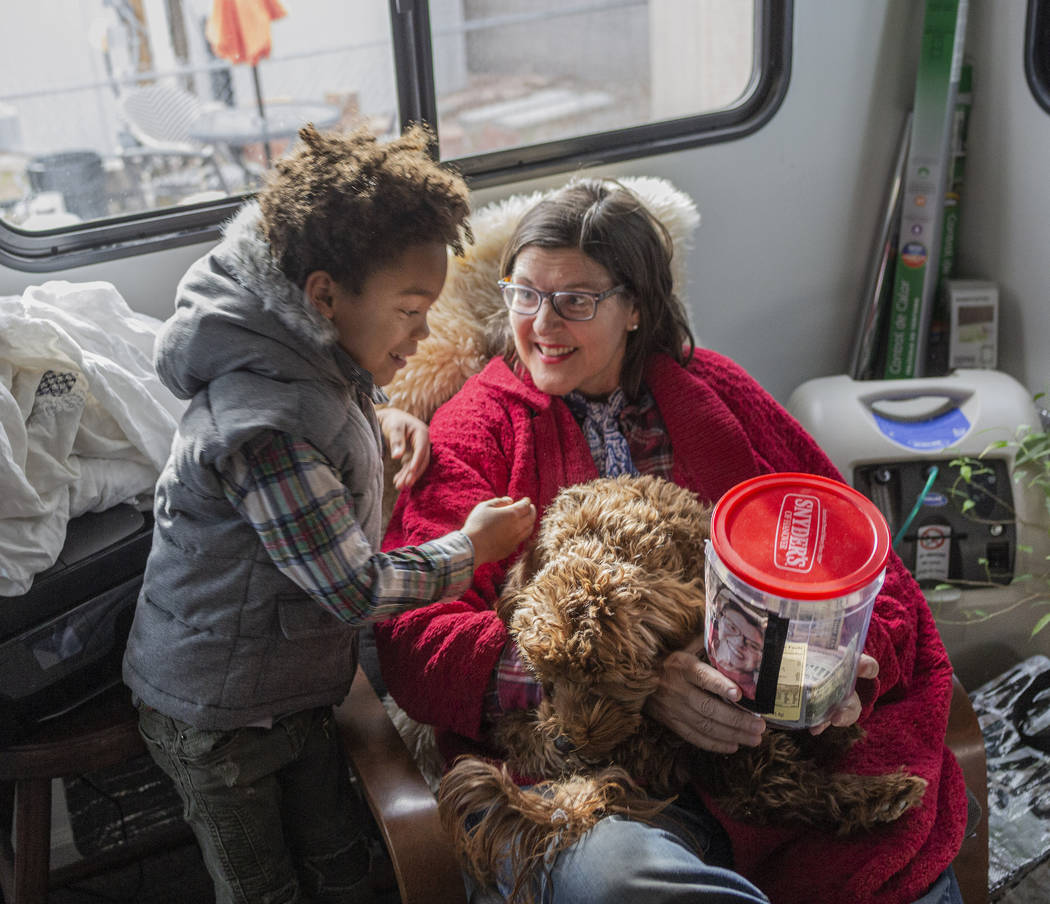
left=0, top=281, right=185, bottom=596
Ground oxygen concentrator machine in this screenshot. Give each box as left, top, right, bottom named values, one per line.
left=786, top=369, right=1048, bottom=590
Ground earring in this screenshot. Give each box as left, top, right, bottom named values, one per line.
left=629, top=324, right=639, bottom=331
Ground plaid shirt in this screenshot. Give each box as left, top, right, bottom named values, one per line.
left=218, top=430, right=474, bottom=626
left=614, top=388, right=674, bottom=482
left=484, top=387, right=672, bottom=721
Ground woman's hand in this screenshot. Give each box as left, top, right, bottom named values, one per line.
left=808, top=653, right=879, bottom=735
left=376, top=406, right=430, bottom=490
left=646, top=634, right=767, bottom=754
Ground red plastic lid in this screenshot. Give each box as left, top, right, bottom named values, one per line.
left=710, top=473, right=890, bottom=600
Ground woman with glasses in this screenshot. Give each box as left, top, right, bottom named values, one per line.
left=373, top=178, right=967, bottom=904
left=708, top=593, right=766, bottom=701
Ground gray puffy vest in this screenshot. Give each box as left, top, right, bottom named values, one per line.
left=123, top=203, right=384, bottom=729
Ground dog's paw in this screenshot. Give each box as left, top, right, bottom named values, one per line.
left=871, top=775, right=929, bottom=822
left=831, top=771, right=929, bottom=834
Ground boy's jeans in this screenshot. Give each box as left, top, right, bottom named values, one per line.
left=138, top=703, right=373, bottom=904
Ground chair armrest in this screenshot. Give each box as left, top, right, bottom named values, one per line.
left=946, top=673, right=989, bottom=904
left=333, top=666, right=467, bottom=904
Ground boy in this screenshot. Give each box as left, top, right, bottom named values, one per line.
left=123, top=125, right=535, bottom=903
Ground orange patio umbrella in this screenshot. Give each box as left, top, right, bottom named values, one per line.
left=205, top=0, right=287, bottom=164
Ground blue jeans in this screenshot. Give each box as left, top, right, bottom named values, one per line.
left=466, top=789, right=769, bottom=904
left=912, top=867, right=963, bottom=904
left=466, top=788, right=963, bottom=904
left=138, top=703, right=373, bottom=904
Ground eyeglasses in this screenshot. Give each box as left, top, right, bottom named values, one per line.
left=720, top=614, right=765, bottom=655
left=497, top=279, right=626, bottom=322
left=715, top=591, right=765, bottom=654
left=722, top=617, right=764, bottom=650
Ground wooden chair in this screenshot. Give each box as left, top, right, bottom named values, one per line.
left=949, top=674, right=990, bottom=904
left=334, top=667, right=467, bottom=904
left=0, top=671, right=458, bottom=904
left=0, top=684, right=193, bottom=904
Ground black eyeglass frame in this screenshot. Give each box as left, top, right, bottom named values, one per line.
left=497, top=278, right=627, bottom=322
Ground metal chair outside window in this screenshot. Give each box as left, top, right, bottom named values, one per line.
left=117, top=83, right=234, bottom=207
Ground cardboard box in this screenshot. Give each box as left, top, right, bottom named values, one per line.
left=927, top=61, right=974, bottom=375
left=947, top=279, right=998, bottom=369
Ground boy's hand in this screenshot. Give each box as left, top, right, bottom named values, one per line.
left=462, top=497, right=536, bottom=567
left=376, top=407, right=430, bottom=490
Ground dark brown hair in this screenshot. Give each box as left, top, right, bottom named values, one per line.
left=259, top=123, right=472, bottom=291
left=499, top=178, right=694, bottom=398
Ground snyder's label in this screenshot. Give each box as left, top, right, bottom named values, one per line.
left=775, top=494, right=822, bottom=572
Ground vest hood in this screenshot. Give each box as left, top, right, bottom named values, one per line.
left=156, top=202, right=342, bottom=400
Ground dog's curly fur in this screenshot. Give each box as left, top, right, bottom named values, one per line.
left=438, top=475, right=928, bottom=902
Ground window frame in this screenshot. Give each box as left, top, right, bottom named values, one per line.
left=0, top=0, right=792, bottom=270
left=393, top=0, right=793, bottom=188
left=0, top=198, right=236, bottom=273
left=1026, top=0, right=1050, bottom=116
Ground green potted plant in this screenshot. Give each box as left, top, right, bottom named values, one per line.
left=940, top=394, right=1050, bottom=636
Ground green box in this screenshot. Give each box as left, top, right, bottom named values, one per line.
left=882, top=0, right=969, bottom=379
left=927, top=61, right=973, bottom=375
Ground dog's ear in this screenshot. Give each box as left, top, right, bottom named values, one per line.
left=510, top=558, right=631, bottom=680
left=509, top=587, right=576, bottom=678
left=596, top=571, right=706, bottom=681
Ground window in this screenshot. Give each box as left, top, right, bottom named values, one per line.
left=0, top=0, right=401, bottom=268
left=406, top=0, right=789, bottom=185
left=1027, top=0, right=1050, bottom=115
left=0, top=0, right=789, bottom=268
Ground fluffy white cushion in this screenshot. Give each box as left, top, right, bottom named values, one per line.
left=383, top=176, right=700, bottom=422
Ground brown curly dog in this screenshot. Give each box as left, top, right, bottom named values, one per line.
left=438, top=474, right=928, bottom=902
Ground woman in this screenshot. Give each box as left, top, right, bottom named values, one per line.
left=373, top=179, right=967, bottom=904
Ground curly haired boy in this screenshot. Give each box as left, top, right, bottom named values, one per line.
left=123, top=125, right=534, bottom=904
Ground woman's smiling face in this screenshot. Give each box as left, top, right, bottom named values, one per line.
left=508, top=246, right=638, bottom=398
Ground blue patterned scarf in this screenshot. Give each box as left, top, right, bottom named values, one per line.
left=565, top=388, right=639, bottom=477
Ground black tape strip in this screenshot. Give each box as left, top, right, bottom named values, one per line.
left=753, top=613, right=789, bottom=713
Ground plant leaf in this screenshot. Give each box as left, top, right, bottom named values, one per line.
left=1031, top=612, right=1050, bottom=637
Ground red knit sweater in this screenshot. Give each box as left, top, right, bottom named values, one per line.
left=375, top=349, right=967, bottom=904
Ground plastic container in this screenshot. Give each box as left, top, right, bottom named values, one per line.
left=704, top=473, right=891, bottom=727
